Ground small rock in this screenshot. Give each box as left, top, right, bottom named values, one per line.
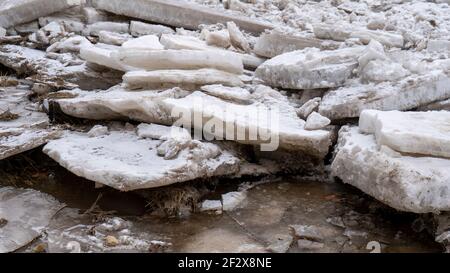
left=104, top=235, right=119, bottom=247
left=33, top=243, right=47, bottom=253
left=297, top=239, right=324, bottom=251
left=0, top=218, right=8, bottom=228
left=204, top=29, right=231, bottom=48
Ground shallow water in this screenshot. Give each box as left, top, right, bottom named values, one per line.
left=0, top=148, right=443, bottom=253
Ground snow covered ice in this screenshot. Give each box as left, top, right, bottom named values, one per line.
left=43, top=124, right=240, bottom=191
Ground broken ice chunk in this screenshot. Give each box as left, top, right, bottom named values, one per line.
left=115, top=49, right=244, bottom=74
left=418, top=98, right=450, bottom=111
left=48, top=86, right=190, bottom=124
left=332, top=126, right=450, bottom=213
left=297, top=97, right=321, bottom=120
left=0, top=0, right=84, bottom=29
left=93, top=0, right=273, bottom=34
left=200, top=200, right=222, bottom=212
left=319, top=71, right=450, bottom=120
left=121, top=35, right=164, bottom=51
left=305, top=112, right=331, bottom=131
left=200, top=84, right=252, bottom=104
left=227, top=21, right=251, bottom=53
left=204, top=29, right=231, bottom=49
left=43, top=127, right=240, bottom=191
left=361, top=59, right=411, bottom=83
left=359, top=110, right=450, bottom=159
left=79, top=43, right=129, bottom=71
left=163, top=90, right=333, bottom=156
left=0, top=128, right=61, bottom=160
left=427, top=40, right=450, bottom=53
left=160, top=34, right=264, bottom=69
left=98, top=31, right=132, bottom=46
left=85, top=21, right=129, bottom=36
left=313, top=24, right=404, bottom=48
left=82, top=7, right=110, bottom=24
left=87, top=125, right=109, bottom=137
left=0, top=187, right=63, bottom=253
left=256, top=47, right=365, bottom=90
left=123, top=69, right=244, bottom=90
left=0, top=87, right=61, bottom=160
left=254, top=30, right=334, bottom=58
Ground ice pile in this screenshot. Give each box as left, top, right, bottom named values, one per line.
left=332, top=110, right=450, bottom=213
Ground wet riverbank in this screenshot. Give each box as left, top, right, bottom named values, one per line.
left=0, top=147, right=442, bottom=253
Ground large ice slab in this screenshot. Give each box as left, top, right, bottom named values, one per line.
left=0, top=44, right=122, bottom=90
left=48, top=85, right=190, bottom=125
left=0, top=187, right=63, bottom=253
left=159, top=34, right=265, bottom=69
left=123, top=69, right=244, bottom=90
left=332, top=126, right=450, bottom=213
left=162, top=87, right=333, bottom=156
left=43, top=125, right=240, bottom=191
left=0, top=0, right=84, bottom=28
left=93, top=0, right=273, bottom=34
left=253, top=30, right=337, bottom=58
left=359, top=110, right=450, bottom=158
left=0, top=128, right=60, bottom=161
left=0, top=87, right=60, bottom=160
left=255, top=47, right=365, bottom=90
left=114, top=49, right=244, bottom=74
left=313, top=24, right=404, bottom=48
left=319, top=71, right=450, bottom=120
left=79, top=43, right=129, bottom=72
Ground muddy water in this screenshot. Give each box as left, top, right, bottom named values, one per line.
left=0, top=148, right=443, bottom=253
